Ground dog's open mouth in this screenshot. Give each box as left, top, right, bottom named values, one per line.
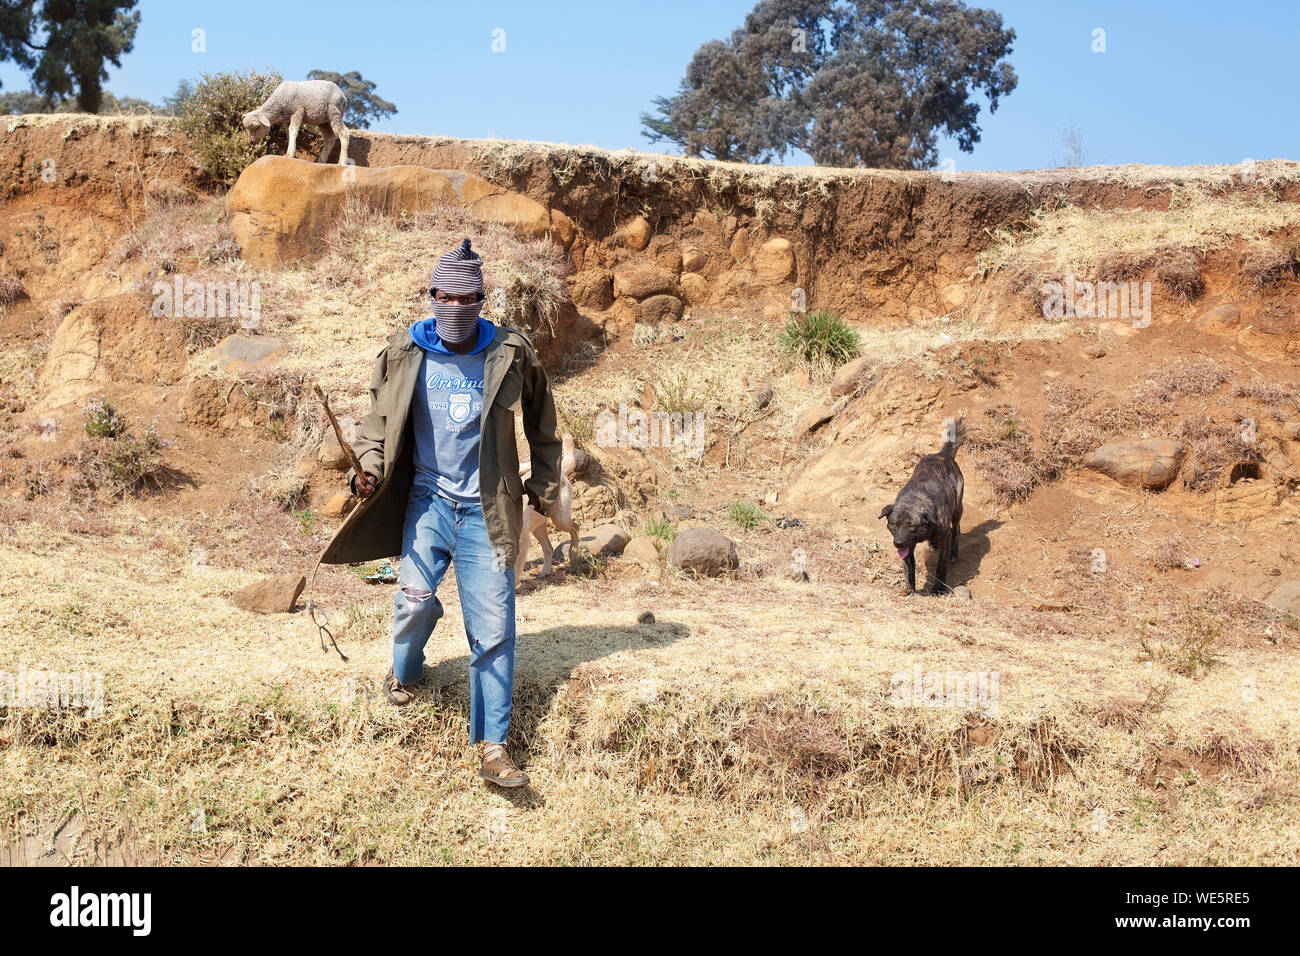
left=896, top=547, right=911, bottom=559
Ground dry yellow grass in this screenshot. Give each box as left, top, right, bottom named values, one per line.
left=2, top=497, right=1298, bottom=865
left=977, top=179, right=1300, bottom=280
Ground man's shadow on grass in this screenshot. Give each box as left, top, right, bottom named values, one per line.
left=411, top=620, right=690, bottom=805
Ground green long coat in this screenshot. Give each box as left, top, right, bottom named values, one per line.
left=320, top=324, right=562, bottom=569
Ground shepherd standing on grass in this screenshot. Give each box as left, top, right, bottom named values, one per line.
left=321, top=238, right=562, bottom=788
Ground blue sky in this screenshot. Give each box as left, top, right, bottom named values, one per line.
left=1, top=0, right=1296, bottom=171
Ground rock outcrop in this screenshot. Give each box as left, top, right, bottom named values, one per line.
left=1083, top=439, right=1186, bottom=490
left=227, top=156, right=575, bottom=267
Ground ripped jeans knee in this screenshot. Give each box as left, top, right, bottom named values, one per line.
left=401, top=586, right=433, bottom=605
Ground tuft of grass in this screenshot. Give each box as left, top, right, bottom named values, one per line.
left=1179, top=413, right=1263, bottom=493
left=652, top=370, right=705, bottom=417
left=978, top=179, right=1300, bottom=285
left=1146, top=535, right=1191, bottom=572
left=644, top=515, right=678, bottom=543
left=1136, top=360, right=1232, bottom=404
left=1244, top=245, right=1299, bottom=292
left=1138, top=602, right=1223, bottom=677
left=779, top=310, right=860, bottom=372
left=728, top=501, right=767, bottom=531
left=966, top=406, right=1039, bottom=507
left=0, top=272, right=25, bottom=307
left=250, top=469, right=307, bottom=512
left=62, top=407, right=176, bottom=498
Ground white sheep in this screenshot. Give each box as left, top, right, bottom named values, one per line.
left=242, top=80, right=351, bottom=165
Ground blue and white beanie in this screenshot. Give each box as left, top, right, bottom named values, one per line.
left=430, top=238, right=485, bottom=344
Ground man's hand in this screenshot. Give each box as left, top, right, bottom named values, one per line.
left=352, top=472, right=381, bottom=498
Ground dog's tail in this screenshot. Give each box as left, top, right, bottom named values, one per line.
left=939, top=416, right=966, bottom=458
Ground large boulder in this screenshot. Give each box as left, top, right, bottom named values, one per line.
left=639, top=294, right=684, bottom=324
left=669, top=527, right=739, bottom=576
left=1083, top=439, right=1186, bottom=490
left=752, top=237, right=795, bottom=284
left=612, top=261, right=677, bottom=300
left=569, top=270, right=614, bottom=310
left=227, top=156, right=574, bottom=267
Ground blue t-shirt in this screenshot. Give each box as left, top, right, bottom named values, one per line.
left=409, top=319, right=495, bottom=503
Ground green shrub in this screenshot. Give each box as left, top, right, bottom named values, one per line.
left=176, top=69, right=283, bottom=187
left=82, top=397, right=127, bottom=438
left=728, top=501, right=767, bottom=531
left=101, top=423, right=174, bottom=493
left=644, top=516, right=678, bottom=543
left=77, top=403, right=175, bottom=495
left=779, top=310, right=861, bottom=370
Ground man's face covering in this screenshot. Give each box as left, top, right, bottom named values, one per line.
left=430, top=238, right=485, bottom=344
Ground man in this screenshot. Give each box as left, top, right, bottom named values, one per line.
left=321, top=238, right=562, bottom=788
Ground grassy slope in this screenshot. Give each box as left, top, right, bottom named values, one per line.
left=2, top=140, right=1300, bottom=865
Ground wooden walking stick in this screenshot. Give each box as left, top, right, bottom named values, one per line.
left=312, top=384, right=365, bottom=483
left=302, top=384, right=367, bottom=662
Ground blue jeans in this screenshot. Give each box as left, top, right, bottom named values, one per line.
left=392, top=481, right=516, bottom=745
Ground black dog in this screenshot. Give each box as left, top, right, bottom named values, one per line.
left=878, top=418, right=966, bottom=595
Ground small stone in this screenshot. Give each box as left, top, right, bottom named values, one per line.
left=668, top=526, right=739, bottom=576
left=580, top=524, right=631, bottom=558
left=319, top=492, right=349, bottom=517
left=794, top=403, right=834, bottom=438
left=617, top=216, right=653, bottom=251
left=232, top=574, right=306, bottom=614
left=623, top=535, right=662, bottom=565
left=830, top=356, right=872, bottom=398
left=952, top=586, right=972, bottom=601
left=748, top=382, right=774, bottom=409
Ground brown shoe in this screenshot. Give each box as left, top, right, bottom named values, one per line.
left=480, top=743, right=529, bottom=788
left=382, top=668, right=420, bottom=706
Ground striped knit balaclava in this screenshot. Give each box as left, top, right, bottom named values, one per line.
left=430, top=238, right=485, bottom=344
